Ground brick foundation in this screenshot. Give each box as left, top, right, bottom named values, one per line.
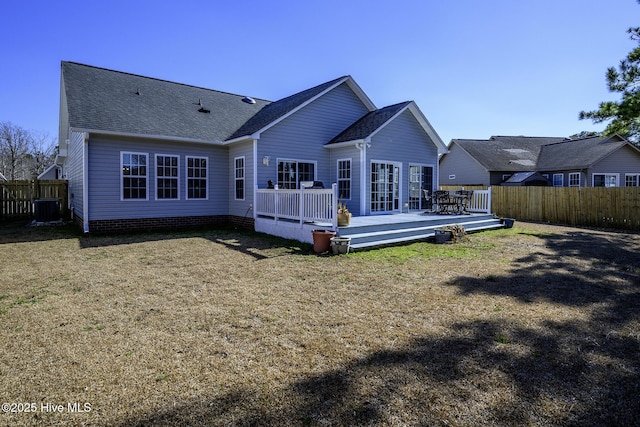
left=86, top=215, right=255, bottom=234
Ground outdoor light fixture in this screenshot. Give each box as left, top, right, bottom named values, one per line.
left=262, top=156, right=270, bottom=166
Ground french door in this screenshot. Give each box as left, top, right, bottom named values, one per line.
left=408, top=164, right=434, bottom=210
left=371, top=162, right=400, bottom=213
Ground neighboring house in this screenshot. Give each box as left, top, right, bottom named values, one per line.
left=56, top=61, right=447, bottom=233
left=439, top=135, right=640, bottom=187
left=37, top=164, right=62, bottom=180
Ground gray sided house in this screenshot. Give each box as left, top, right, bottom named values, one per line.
left=439, top=135, right=640, bottom=188
left=56, top=61, right=447, bottom=234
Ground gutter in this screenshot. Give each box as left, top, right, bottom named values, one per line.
left=69, top=127, right=221, bottom=146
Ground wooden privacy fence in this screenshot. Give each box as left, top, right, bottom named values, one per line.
left=491, top=186, right=640, bottom=231
left=1, top=179, right=68, bottom=219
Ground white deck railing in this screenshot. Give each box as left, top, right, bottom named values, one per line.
left=466, top=188, right=492, bottom=213
left=255, top=183, right=337, bottom=229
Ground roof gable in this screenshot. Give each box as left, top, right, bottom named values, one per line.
left=227, top=76, right=376, bottom=141
left=536, top=135, right=629, bottom=170
left=327, top=101, right=448, bottom=154
left=62, top=61, right=271, bottom=143
left=327, top=101, right=411, bottom=144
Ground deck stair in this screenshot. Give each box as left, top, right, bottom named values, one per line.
left=337, top=213, right=504, bottom=250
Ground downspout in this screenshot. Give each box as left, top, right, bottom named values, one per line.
left=356, top=139, right=371, bottom=216
left=82, top=132, right=89, bottom=233
left=252, top=138, right=258, bottom=220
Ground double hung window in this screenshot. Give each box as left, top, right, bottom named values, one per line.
left=337, top=159, right=351, bottom=200
left=156, top=154, right=179, bottom=199
left=235, top=157, right=245, bottom=200
left=625, top=174, right=640, bottom=186
left=568, top=172, right=580, bottom=187
left=187, top=156, right=208, bottom=199
left=121, top=152, right=148, bottom=200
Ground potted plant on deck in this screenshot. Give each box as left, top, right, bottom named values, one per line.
left=337, top=200, right=351, bottom=226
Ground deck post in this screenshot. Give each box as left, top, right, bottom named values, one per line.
left=274, top=189, right=278, bottom=225
left=299, top=185, right=304, bottom=228
left=332, top=183, right=338, bottom=230
left=487, top=186, right=492, bottom=214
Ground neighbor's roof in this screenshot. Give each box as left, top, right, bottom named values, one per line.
left=537, top=135, right=628, bottom=170
left=451, top=136, right=569, bottom=172
left=61, top=61, right=271, bottom=143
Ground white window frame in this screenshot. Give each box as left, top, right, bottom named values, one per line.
left=234, top=156, right=245, bottom=201
left=625, top=173, right=640, bottom=187
left=186, top=155, right=208, bottom=200
left=568, top=172, right=581, bottom=187
left=155, top=154, right=180, bottom=201
left=277, top=158, right=317, bottom=189
left=552, top=174, right=564, bottom=187
left=337, top=158, right=352, bottom=200
left=592, top=173, right=619, bottom=187
left=121, top=151, right=149, bottom=201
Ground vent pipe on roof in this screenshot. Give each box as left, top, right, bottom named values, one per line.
left=135, top=88, right=141, bottom=95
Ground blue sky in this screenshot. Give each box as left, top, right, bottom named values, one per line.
left=1, top=0, right=638, bottom=146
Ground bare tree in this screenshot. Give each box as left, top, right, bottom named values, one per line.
left=0, top=121, right=56, bottom=180
left=29, top=130, right=57, bottom=178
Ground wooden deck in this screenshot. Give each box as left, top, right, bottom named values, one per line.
left=255, top=211, right=504, bottom=250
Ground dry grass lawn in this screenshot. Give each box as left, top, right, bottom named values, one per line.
left=0, top=220, right=639, bottom=426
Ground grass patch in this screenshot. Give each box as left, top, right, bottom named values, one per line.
left=0, top=221, right=639, bottom=426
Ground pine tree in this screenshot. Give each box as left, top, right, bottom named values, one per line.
left=580, top=20, right=640, bottom=144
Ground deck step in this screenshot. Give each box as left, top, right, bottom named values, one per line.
left=339, top=216, right=504, bottom=250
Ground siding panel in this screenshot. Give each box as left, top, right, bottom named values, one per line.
left=228, top=140, right=254, bottom=217
left=368, top=110, right=439, bottom=213
left=588, top=145, right=640, bottom=186
left=87, top=136, right=228, bottom=220
left=329, top=146, right=361, bottom=214
left=439, top=143, right=490, bottom=186
left=257, top=83, right=370, bottom=190
left=66, top=131, right=85, bottom=220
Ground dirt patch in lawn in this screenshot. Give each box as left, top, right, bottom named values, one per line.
left=0, top=221, right=639, bottom=426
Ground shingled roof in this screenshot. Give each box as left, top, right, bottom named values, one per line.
left=227, top=76, right=350, bottom=140
left=61, top=61, right=271, bottom=143
left=450, top=135, right=637, bottom=172
left=452, top=136, right=568, bottom=172
left=327, top=101, right=412, bottom=144
left=537, top=135, right=628, bottom=170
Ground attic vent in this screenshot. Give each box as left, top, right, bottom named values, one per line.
left=242, top=96, right=256, bottom=104
left=196, top=98, right=210, bottom=113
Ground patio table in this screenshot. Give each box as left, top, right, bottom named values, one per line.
left=430, top=190, right=473, bottom=214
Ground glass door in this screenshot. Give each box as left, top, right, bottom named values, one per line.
left=371, top=162, right=400, bottom=213
left=408, top=165, right=434, bottom=210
